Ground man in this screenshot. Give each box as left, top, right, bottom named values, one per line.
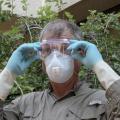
left=0, top=19, right=120, bottom=120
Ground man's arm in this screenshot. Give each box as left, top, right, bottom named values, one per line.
left=93, top=61, right=120, bottom=89
left=0, top=98, right=21, bottom=120
left=0, top=42, right=40, bottom=119
left=0, top=69, right=21, bottom=120
left=0, top=68, right=16, bottom=100
left=0, top=42, right=40, bottom=100
left=68, top=40, right=120, bottom=89
left=68, top=40, right=120, bottom=119
left=93, top=61, right=120, bottom=119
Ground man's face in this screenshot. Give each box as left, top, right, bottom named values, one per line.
left=41, top=32, right=81, bottom=80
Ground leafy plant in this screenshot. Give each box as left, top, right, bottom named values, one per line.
left=80, top=10, right=120, bottom=88
left=21, top=0, right=28, bottom=16
left=0, top=0, right=11, bottom=22
left=37, top=5, right=58, bottom=25
left=0, top=1, right=120, bottom=102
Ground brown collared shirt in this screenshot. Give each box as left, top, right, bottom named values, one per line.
left=0, top=80, right=120, bottom=120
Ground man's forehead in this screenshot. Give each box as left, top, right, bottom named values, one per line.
left=41, top=31, right=73, bottom=40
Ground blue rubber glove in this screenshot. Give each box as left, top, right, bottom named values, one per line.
left=67, top=40, right=103, bottom=69
left=6, top=42, right=41, bottom=75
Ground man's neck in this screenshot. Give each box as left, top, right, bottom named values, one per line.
left=50, top=76, right=78, bottom=98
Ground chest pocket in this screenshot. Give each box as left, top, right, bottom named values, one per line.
left=65, top=101, right=106, bottom=120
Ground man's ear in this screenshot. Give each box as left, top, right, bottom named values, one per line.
left=42, top=62, right=46, bottom=73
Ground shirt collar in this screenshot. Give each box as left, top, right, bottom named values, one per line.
left=48, top=80, right=88, bottom=101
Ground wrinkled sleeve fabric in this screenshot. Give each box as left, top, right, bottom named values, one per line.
left=106, top=79, right=120, bottom=119
left=0, top=97, right=22, bottom=120
left=0, top=91, right=42, bottom=120
left=0, top=68, right=16, bottom=100
left=0, top=68, right=20, bottom=119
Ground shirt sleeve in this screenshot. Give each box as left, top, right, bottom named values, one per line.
left=106, top=79, right=120, bottom=119
left=0, top=97, right=22, bottom=120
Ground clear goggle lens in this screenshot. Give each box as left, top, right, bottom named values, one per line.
left=40, top=39, right=70, bottom=60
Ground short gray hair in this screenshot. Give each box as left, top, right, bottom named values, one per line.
left=39, top=19, right=82, bottom=40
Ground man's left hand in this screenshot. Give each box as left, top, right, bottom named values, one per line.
left=67, top=40, right=103, bottom=69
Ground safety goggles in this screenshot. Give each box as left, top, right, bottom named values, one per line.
left=40, top=39, right=70, bottom=60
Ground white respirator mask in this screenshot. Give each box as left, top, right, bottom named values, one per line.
left=40, top=39, right=74, bottom=83
left=45, top=50, right=74, bottom=83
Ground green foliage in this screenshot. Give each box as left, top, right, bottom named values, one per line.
left=46, top=0, right=64, bottom=11
left=37, top=5, right=58, bottom=25
left=0, top=0, right=11, bottom=22
left=80, top=10, right=120, bottom=88
left=64, top=11, right=75, bottom=22
left=21, top=0, right=28, bottom=11
left=0, top=27, right=23, bottom=68
left=0, top=0, right=16, bottom=22
left=0, top=1, right=120, bottom=102
left=21, top=0, right=28, bottom=16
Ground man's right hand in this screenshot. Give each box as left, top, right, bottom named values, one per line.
left=6, top=42, right=41, bottom=75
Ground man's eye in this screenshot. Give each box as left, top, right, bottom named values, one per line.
left=41, top=44, right=51, bottom=57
